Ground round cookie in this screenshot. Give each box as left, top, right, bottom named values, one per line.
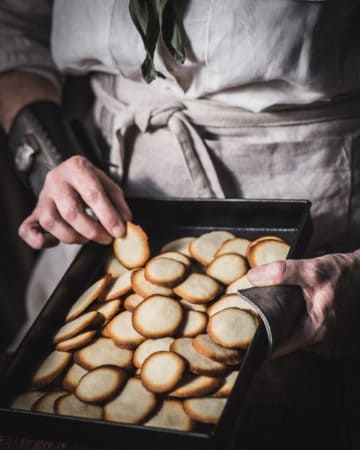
left=32, top=351, right=72, bottom=388
left=207, top=307, right=259, bottom=349
left=144, top=257, right=187, bottom=287
left=156, top=251, right=192, bottom=268
left=189, top=231, right=235, bottom=266
left=208, top=293, right=258, bottom=316
left=53, top=311, right=104, bottom=344
left=104, top=271, right=133, bottom=300
left=141, top=351, right=187, bottom=393
left=192, top=334, right=242, bottom=365
left=55, top=330, right=96, bottom=352
left=133, top=295, right=183, bottom=338
left=183, top=398, right=227, bottom=424
left=124, top=293, right=144, bottom=312
left=131, top=269, right=173, bottom=297
left=113, top=222, right=150, bottom=269
left=246, top=236, right=290, bottom=267
left=62, top=363, right=88, bottom=392
left=215, top=237, right=251, bottom=258
left=144, top=399, right=195, bottom=431
left=206, top=253, right=248, bottom=285
left=54, top=394, right=103, bottom=419
left=75, top=365, right=128, bottom=404
left=160, top=237, right=195, bottom=257
left=169, top=374, right=223, bottom=398
left=104, top=378, right=157, bottom=424
left=106, top=311, right=146, bottom=347
left=178, top=311, right=207, bottom=337
left=133, top=337, right=175, bottom=368
left=174, top=273, right=222, bottom=304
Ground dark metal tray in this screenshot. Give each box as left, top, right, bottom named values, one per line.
left=0, top=198, right=312, bottom=450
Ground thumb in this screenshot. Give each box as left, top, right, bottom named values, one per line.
left=247, top=259, right=306, bottom=287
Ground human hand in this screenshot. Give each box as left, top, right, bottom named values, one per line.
left=247, top=252, right=360, bottom=358
left=19, top=156, right=132, bottom=249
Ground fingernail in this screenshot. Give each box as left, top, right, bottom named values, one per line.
left=112, top=225, right=124, bottom=238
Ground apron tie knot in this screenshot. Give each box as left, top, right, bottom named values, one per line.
left=133, top=102, right=185, bottom=132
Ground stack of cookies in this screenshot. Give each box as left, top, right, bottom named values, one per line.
left=10, top=223, right=290, bottom=431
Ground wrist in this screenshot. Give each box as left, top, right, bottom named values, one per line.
left=8, top=101, right=84, bottom=197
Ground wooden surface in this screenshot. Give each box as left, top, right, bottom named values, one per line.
left=1, top=351, right=360, bottom=450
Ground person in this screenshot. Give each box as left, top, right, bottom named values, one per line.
left=1, top=0, right=360, bottom=357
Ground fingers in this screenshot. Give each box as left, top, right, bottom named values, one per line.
left=19, top=212, right=59, bottom=250
left=53, top=185, right=112, bottom=244
left=65, top=158, right=128, bottom=238
left=247, top=259, right=308, bottom=287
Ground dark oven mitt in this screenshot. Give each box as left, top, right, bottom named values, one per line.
left=237, top=285, right=306, bottom=354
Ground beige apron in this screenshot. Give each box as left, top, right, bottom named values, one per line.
left=10, top=73, right=360, bottom=350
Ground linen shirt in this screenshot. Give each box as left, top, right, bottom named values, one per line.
left=0, top=0, right=359, bottom=112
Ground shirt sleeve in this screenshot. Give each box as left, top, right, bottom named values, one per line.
left=0, top=0, right=61, bottom=91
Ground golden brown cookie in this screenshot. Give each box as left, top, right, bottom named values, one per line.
left=174, top=273, right=222, bottom=304
left=215, top=237, right=251, bottom=258
left=66, top=275, right=111, bottom=322
left=225, top=275, right=254, bottom=294
left=141, top=351, right=187, bottom=393
left=133, top=337, right=175, bottom=368
left=189, top=231, right=235, bottom=266
left=54, top=394, right=103, bottom=419
left=62, top=363, right=88, bottom=392
left=192, top=334, right=242, bottom=365
left=131, top=268, right=173, bottom=297
left=75, top=365, right=128, bottom=404
left=124, top=293, right=144, bottom=312
left=105, top=311, right=146, bottom=347
left=183, top=398, right=227, bottom=424
left=144, top=399, right=195, bottom=431
left=169, top=374, right=224, bottom=398
left=208, top=293, right=258, bottom=316
left=53, top=311, right=104, bottom=345
left=206, top=253, right=248, bottom=285
left=113, top=222, right=150, bottom=269
left=104, top=378, right=157, bottom=424
left=171, top=338, right=228, bottom=376
left=246, top=236, right=290, bottom=267
left=178, top=311, right=207, bottom=338
left=74, top=337, right=133, bottom=371
left=32, top=351, right=72, bottom=388
left=144, top=257, right=188, bottom=287
left=55, top=330, right=96, bottom=352
left=132, top=295, right=183, bottom=338
left=104, top=271, right=133, bottom=300
left=207, top=307, right=259, bottom=349
left=160, top=237, right=195, bottom=257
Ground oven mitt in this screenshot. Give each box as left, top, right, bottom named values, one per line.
left=238, top=285, right=306, bottom=354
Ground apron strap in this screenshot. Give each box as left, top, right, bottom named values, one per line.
left=91, top=77, right=225, bottom=198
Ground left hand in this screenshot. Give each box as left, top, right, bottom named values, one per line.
left=247, top=251, right=360, bottom=357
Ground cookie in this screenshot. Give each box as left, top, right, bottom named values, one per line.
left=105, top=254, right=128, bottom=276
left=208, top=293, right=258, bottom=316
left=74, top=337, right=133, bottom=371
left=141, top=351, right=187, bottom=393
left=106, top=311, right=146, bottom=347
left=144, top=399, right=195, bottom=431
left=160, top=237, right=195, bottom=257
left=113, top=222, right=150, bottom=269
left=104, top=377, right=157, bottom=424
left=66, top=275, right=111, bottom=322
left=75, top=365, right=128, bottom=404
left=206, top=253, right=248, bottom=285
left=104, top=271, right=133, bottom=300
left=192, top=334, right=242, bottom=365
left=32, top=351, right=72, bottom=388
left=93, top=299, right=122, bottom=321
left=246, top=236, right=290, bottom=267
left=144, top=257, right=187, bottom=287
left=173, top=273, right=222, bottom=304
left=183, top=398, right=227, bottom=424
left=170, top=338, right=228, bottom=376
left=131, top=268, right=173, bottom=297
left=54, top=394, right=103, bottom=420
left=53, top=311, right=104, bottom=344
left=226, top=275, right=254, bottom=294
left=55, top=330, right=96, bottom=352
left=133, top=295, right=183, bottom=338
left=10, top=391, right=45, bottom=411
left=215, top=237, right=251, bottom=258
left=156, top=251, right=192, bottom=268
left=32, top=390, right=67, bottom=413
left=207, top=307, right=259, bottom=349
left=62, top=363, right=88, bottom=392
left=133, top=337, right=175, bottom=368
left=169, top=374, right=223, bottom=398
left=189, top=231, right=235, bottom=266
left=213, top=370, right=239, bottom=397
left=179, top=299, right=208, bottom=313
left=124, top=293, right=144, bottom=312
left=178, top=311, right=207, bottom=337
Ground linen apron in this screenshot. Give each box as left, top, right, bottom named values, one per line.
left=10, top=73, right=360, bottom=350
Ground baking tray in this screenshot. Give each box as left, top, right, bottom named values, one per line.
left=0, top=197, right=312, bottom=450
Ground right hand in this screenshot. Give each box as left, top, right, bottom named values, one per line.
left=19, top=155, right=132, bottom=249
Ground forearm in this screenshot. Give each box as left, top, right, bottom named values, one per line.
left=0, top=71, right=60, bottom=133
